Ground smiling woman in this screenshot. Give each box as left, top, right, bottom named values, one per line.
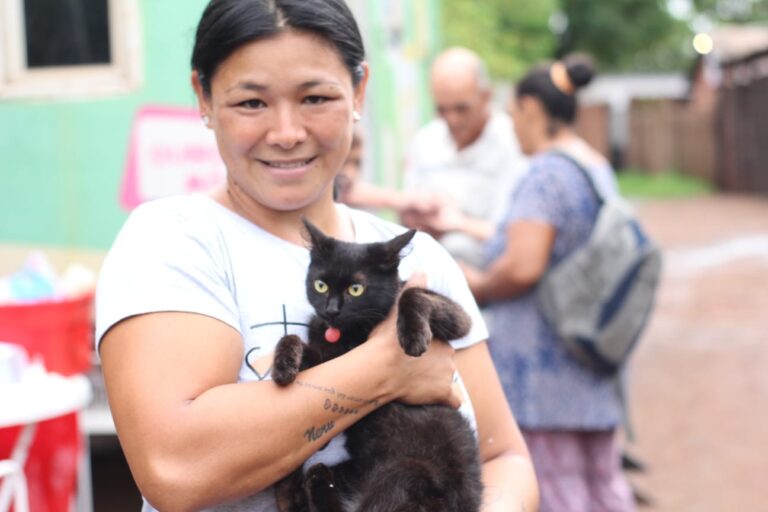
left=192, top=30, right=366, bottom=226
left=94, top=1, right=539, bottom=511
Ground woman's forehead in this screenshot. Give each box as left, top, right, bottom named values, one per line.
left=213, top=31, right=350, bottom=89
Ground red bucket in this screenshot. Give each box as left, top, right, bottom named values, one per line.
left=0, top=292, right=94, bottom=512
left=0, top=292, right=93, bottom=376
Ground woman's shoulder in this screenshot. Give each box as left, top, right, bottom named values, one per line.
left=127, top=194, right=217, bottom=226
left=107, top=195, right=232, bottom=267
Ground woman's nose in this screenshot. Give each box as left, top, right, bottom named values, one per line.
left=265, top=105, right=307, bottom=149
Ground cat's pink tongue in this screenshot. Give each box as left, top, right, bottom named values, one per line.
left=325, top=327, right=341, bottom=343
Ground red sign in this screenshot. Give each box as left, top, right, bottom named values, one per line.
left=120, top=105, right=225, bottom=209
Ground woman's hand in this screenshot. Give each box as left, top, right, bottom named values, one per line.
left=368, top=272, right=462, bottom=409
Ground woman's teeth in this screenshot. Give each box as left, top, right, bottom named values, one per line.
left=265, top=158, right=313, bottom=169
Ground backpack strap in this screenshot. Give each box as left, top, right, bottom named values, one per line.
left=549, top=150, right=639, bottom=441
left=548, top=150, right=608, bottom=204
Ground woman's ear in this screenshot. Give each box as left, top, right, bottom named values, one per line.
left=191, top=71, right=212, bottom=123
left=352, top=62, right=370, bottom=117
left=517, top=95, right=537, bottom=119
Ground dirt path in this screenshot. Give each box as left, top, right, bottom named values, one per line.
left=626, top=194, right=768, bottom=512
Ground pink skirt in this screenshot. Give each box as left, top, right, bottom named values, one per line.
left=522, top=429, right=636, bottom=512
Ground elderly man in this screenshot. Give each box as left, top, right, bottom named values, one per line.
left=401, top=47, right=526, bottom=267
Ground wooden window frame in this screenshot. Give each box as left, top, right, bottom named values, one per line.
left=0, top=0, right=142, bottom=100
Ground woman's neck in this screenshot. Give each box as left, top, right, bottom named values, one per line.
left=536, top=127, right=579, bottom=154
left=209, top=183, right=354, bottom=246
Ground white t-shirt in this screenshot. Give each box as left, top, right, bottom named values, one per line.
left=404, top=110, right=527, bottom=267
left=95, top=194, right=488, bottom=512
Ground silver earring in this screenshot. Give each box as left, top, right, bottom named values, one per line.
left=352, top=111, right=361, bottom=122
left=202, top=115, right=210, bottom=126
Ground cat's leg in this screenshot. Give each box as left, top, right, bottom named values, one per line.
left=275, top=468, right=310, bottom=512
left=304, top=463, right=344, bottom=512
left=396, top=288, right=434, bottom=356
left=420, top=289, right=471, bottom=342
left=273, top=335, right=322, bottom=385
left=396, top=287, right=471, bottom=355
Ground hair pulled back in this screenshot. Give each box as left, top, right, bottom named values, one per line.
left=515, top=53, right=595, bottom=124
left=191, top=0, right=366, bottom=95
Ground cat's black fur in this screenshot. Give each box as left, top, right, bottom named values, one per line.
left=272, top=220, right=483, bottom=512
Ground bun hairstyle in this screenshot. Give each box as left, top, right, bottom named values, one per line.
left=192, top=0, right=366, bottom=96
left=515, top=53, right=596, bottom=125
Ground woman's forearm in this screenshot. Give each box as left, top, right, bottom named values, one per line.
left=117, top=338, right=398, bottom=511
left=481, top=451, right=540, bottom=512
left=468, top=221, right=555, bottom=305
left=472, top=258, right=536, bottom=305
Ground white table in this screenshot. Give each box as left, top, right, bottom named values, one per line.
left=0, top=369, right=92, bottom=512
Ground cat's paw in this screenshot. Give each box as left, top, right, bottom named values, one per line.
left=304, top=463, right=340, bottom=511
left=397, top=288, right=432, bottom=357
left=272, top=335, right=305, bottom=386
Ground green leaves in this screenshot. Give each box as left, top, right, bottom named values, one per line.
left=440, top=0, right=557, bottom=80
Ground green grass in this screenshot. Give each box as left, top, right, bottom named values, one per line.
left=617, top=169, right=714, bottom=199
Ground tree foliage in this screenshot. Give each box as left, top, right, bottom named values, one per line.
left=692, top=0, right=768, bottom=22
left=555, top=0, right=692, bottom=71
left=439, top=0, right=557, bottom=80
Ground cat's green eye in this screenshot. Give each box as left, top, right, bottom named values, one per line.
left=314, top=280, right=329, bottom=294
left=348, top=283, right=365, bottom=297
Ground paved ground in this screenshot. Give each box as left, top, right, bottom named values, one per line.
left=625, top=194, right=768, bottom=512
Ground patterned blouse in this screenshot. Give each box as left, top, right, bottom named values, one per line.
left=484, top=151, right=625, bottom=430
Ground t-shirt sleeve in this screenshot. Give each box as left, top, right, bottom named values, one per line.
left=508, top=156, right=571, bottom=231
left=406, top=232, right=489, bottom=350
left=94, top=201, right=239, bottom=352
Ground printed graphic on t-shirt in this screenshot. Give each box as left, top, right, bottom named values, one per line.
left=241, top=303, right=311, bottom=382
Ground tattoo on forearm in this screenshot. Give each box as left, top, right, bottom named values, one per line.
left=304, top=420, right=335, bottom=443
left=324, top=398, right=359, bottom=415
left=295, top=379, right=380, bottom=407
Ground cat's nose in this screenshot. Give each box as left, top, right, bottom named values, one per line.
left=325, top=297, right=341, bottom=319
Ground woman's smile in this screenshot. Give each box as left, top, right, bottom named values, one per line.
left=256, top=156, right=318, bottom=180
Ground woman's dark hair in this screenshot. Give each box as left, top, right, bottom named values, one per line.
left=515, top=53, right=596, bottom=125
left=192, top=0, right=366, bottom=95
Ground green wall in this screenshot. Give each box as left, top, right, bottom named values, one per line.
left=0, top=0, right=209, bottom=250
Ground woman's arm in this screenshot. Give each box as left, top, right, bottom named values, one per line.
left=100, top=309, right=458, bottom=512
left=455, top=341, right=539, bottom=512
left=461, top=220, right=555, bottom=305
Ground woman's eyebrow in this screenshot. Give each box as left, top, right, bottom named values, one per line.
left=226, top=79, right=341, bottom=93
left=226, top=81, right=267, bottom=93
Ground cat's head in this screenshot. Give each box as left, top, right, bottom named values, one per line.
left=302, top=219, right=416, bottom=333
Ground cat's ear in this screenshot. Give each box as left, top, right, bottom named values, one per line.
left=302, top=218, right=334, bottom=255
left=370, top=229, right=416, bottom=271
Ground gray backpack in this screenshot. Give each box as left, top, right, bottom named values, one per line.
left=537, top=153, right=662, bottom=375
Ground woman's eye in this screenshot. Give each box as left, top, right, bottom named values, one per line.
left=304, top=95, right=329, bottom=105
left=347, top=284, right=365, bottom=297
left=314, top=280, right=329, bottom=294
left=238, top=99, right=266, bottom=109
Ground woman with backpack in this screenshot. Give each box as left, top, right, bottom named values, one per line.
left=459, top=54, right=637, bottom=512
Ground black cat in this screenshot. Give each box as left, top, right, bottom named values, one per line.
left=272, top=220, right=483, bottom=512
